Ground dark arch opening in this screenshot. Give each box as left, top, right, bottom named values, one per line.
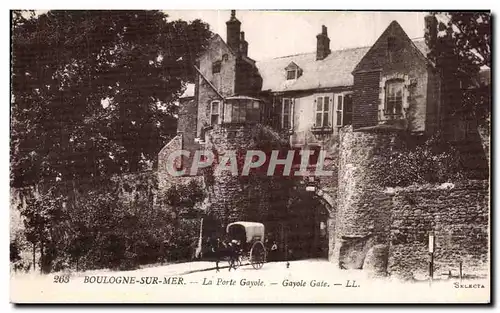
left=287, top=192, right=332, bottom=260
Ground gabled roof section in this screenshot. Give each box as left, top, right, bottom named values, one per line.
left=254, top=19, right=430, bottom=94
left=353, top=21, right=429, bottom=73
left=209, top=33, right=237, bottom=57
left=285, top=61, right=300, bottom=70
left=256, top=46, right=370, bottom=92
left=202, top=33, right=258, bottom=70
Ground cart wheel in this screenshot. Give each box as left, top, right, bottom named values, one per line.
left=250, top=241, right=266, bottom=269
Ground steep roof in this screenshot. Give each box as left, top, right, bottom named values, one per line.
left=256, top=39, right=428, bottom=93
left=354, top=21, right=429, bottom=74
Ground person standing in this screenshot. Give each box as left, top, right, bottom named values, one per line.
left=270, top=241, right=278, bottom=262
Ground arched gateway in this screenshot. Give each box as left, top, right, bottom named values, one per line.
left=285, top=187, right=335, bottom=260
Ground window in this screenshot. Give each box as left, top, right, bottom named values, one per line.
left=335, top=95, right=343, bottom=127
left=314, top=96, right=331, bottom=128
left=282, top=98, right=293, bottom=129
left=210, top=101, right=221, bottom=124
left=232, top=101, right=245, bottom=123
left=227, top=100, right=261, bottom=123
left=285, top=62, right=301, bottom=81
left=247, top=101, right=261, bottom=123
left=286, top=70, right=297, bottom=80
left=212, top=61, right=221, bottom=74
left=343, top=94, right=353, bottom=126
left=222, top=54, right=228, bottom=62
left=385, top=80, right=404, bottom=116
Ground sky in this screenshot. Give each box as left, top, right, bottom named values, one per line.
left=165, top=10, right=428, bottom=61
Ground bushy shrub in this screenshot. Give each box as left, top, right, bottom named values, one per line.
left=377, top=133, right=465, bottom=187
left=16, top=175, right=206, bottom=273
left=10, top=240, right=21, bottom=263
left=163, top=219, right=200, bottom=262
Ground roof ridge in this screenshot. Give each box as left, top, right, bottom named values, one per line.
left=267, top=51, right=314, bottom=60
left=256, top=45, right=372, bottom=62
left=257, top=38, right=426, bottom=63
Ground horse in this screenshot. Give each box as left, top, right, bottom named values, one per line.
left=209, top=238, right=241, bottom=272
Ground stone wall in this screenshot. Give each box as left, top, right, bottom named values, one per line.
left=157, top=134, right=183, bottom=191
left=335, top=126, right=489, bottom=277
left=335, top=125, right=401, bottom=269
left=387, top=180, right=489, bottom=280
left=203, top=123, right=292, bottom=237
left=196, top=35, right=236, bottom=136
left=314, top=156, right=339, bottom=262
left=478, top=118, right=490, bottom=167
left=177, top=97, right=199, bottom=172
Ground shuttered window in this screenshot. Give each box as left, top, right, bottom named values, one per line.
left=343, top=93, right=353, bottom=126
left=336, top=95, right=343, bottom=127
left=282, top=98, right=293, bottom=129
left=314, top=96, right=332, bottom=128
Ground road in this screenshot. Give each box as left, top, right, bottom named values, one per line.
left=10, top=259, right=490, bottom=303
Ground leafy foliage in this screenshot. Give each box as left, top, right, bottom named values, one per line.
left=162, top=180, right=205, bottom=211
left=426, top=12, right=490, bottom=68
left=11, top=10, right=212, bottom=187
left=375, top=133, right=465, bottom=187
left=17, top=175, right=205, bottom=272
left=425, top=12, right=491, bottom=119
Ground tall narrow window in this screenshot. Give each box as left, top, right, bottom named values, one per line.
left=210, top=101, right=221, bottom=124
left=385, top=80, right=404, bottom=116
left=343, top=93, right=353, bottom=126
left=314, top=96, right=331, bottom=128
left=336, top=95, right=343, bottom=127
left=282, top=98, right=292, bottom=129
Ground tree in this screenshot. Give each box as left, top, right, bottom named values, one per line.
left=11, top=10, right=212, bottom=187
left=20, top=186, right=65, bottom=273
left=424, top=12, right=491, bottom=119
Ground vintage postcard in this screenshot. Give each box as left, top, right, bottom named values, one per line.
left=10, top=9, right=491, bottom=303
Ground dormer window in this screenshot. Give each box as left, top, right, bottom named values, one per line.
left=287, top=69, right=297, bottom=80
left=285, top=62, right=301, bottom=81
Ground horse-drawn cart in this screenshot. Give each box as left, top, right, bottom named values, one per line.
left=226, top=221, right=266, bottom=270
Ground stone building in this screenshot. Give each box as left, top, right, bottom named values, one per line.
left=159, top=11, right=489, bottom=274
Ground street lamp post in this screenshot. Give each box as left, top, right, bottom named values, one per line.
left=429, top=231, right=435, bottom=286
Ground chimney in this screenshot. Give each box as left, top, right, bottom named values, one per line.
left=239, top=32, right=248, bottom=56
left=226, top=10, right=241, bottom=53
left=316, top=25, right=331, bottom=61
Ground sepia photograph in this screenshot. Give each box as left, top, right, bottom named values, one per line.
left=9, top=8, right=491, bottom=303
